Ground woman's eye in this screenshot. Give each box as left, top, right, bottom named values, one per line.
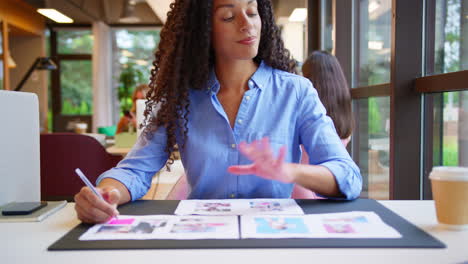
left=247, top=13, right=258, bottom=17
left=222, top=16, right=234, bottom=22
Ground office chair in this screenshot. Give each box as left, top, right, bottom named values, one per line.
left=40, top=133, right=123, bottom=201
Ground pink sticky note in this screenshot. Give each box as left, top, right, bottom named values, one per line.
left=108, top=218, right=135, bottom=225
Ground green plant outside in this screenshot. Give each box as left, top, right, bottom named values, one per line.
left=47, top=110, right=53, bottom=132
left=118, top=62, right=145, bottom=113
left=57, top=30, right=93, bottom=54
left=442, top=136, right=458, bottom=166
left=60, top=60, right=93, bottom=115
left=368, top=97, right=383, bottom=135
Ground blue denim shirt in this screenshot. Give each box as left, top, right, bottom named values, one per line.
left=97, top=61, right=362, bottom=201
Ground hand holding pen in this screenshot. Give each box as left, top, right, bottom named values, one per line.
left=74, top=168, right=120, bottom=223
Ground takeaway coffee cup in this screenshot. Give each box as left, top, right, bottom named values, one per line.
left=74, top=122, right=88, bottom=134
left=429, top=166, right=468, bottom=230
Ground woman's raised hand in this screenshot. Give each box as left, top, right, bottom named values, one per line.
left=228, top=137, right=294, bottom=183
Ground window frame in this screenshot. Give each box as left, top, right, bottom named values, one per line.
left=49, top=24, right=93, bottom=132
left=317, top=0, right=468, bottom=200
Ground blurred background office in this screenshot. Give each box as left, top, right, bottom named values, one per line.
left=0, top=0, right=467, bottom=201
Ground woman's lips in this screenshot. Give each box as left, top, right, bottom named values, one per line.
left=237, top=36, right=257, bottom=45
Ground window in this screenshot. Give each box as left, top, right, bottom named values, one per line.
left=426, top=0, right=468, bottom=169
left=353, top=0, right=392, bottom=199
left=57, top=30, right=93, bottom=55
left=320, top=0, right=333, bottom=53
left=317, top=0, right=467, bottom=199
left=50, top=28, right=93, bottom=132
left=432, top=0, right=467, bottom=75
left=112, top=28, right=160, bottom=116
left=60, top=60, right=92, bottom=115
left=432, top=91, right=468, bottom=167
left=57, top=29, right=93, bottom=115
left=357, top=0, right=391, bottom=87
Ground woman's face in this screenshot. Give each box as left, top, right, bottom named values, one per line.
left=212, top=0, right=262, bottom=62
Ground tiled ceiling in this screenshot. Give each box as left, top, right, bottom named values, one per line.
left=24, top=0, right=162, bottom=25
left=23, top=0, right=304, bottom=26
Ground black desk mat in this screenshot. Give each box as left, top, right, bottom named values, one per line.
left=48, top=199, right=445, bottom=250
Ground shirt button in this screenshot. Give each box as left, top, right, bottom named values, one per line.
left=237, top=119, right=243, bottom=124
left=245, top=96, right=251, bottom=101
left=230, top=193, right=236, bottom=198
left=258, top=84, right=263, bottom=88
left=248, top=80, right=253, bottom=87
left=231, top=144, right=236, bottom=149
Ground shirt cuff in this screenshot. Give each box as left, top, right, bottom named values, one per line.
left=319, top=161, right=362, bottom=200
left=97, top=168, right=153, bottom=201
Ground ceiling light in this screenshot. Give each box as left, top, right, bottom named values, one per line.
left=289, top=8, right=307, bottom=22
left=37, top=9, right=73, bottom=23
left=119, top=0, right=141, bottom=23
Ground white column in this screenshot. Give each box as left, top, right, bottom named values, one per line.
left=92, top=22, right=113, bottom=133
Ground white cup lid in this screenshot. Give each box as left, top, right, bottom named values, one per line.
left=429, top=166, right=468, bottom=182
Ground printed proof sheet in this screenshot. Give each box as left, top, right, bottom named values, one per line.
left=79, top=215, right=239, bottom=240
left=241, top=211, right=402, bottom=239
left=174, top=199, right=304, bottom=216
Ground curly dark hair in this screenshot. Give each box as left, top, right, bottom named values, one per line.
left=142, top=0, right=297, bottom=164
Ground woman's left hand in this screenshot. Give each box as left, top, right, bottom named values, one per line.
left=227, top=137, right=295, bottom=183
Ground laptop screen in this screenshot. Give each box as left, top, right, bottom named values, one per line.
left=0, top=91, right=41, bottom=206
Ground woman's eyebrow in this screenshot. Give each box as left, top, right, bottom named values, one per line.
left=214, top=0, right=256, bottom=11
left=214, top=4, right=235, bottom=12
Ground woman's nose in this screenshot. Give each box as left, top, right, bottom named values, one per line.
left=239, top=13, right=254, bottom=32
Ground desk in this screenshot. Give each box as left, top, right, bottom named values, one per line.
left=106, top=146, right=132, bottom=156
left=1, top=201, right=467, bottom=264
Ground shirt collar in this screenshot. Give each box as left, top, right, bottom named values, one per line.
left=205, top=61, right=272, bottom=94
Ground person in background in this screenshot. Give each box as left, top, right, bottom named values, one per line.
left=74, top=0, right=362, bottom=224
left=292, top=50, right=354, bottom=199
left=116, top=84, right=149, bottom=134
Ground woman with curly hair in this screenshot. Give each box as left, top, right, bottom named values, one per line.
left=74, top=0, right=362, bottom=223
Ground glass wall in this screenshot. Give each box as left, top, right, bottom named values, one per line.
left=354, top=0, right=392, bottom=199
left=60, top=60, right=93, bottom=115
left=57, top=29, right=93, bottom=116
left=430, top=0, right=468, bottom=168
left=433, top=0, right=468, bottom=75
left=57, top=30, right=93, bottom=55
left=356, top=97, right=390, bottom=199
left=320, top=0, right=333, bottom=53
left=357, top=0, right=391, bottom=86
left=111, top=28, right=160, bottom=117
left=432, top=91, right=468, bottom=167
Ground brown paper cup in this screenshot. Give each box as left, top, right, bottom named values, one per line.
left=430, top=167, right=468, bottom=230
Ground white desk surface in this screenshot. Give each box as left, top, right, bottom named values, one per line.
left=2, top=200, right=467, bottom=264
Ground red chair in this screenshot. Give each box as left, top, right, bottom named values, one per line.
left=40, top=133, right=123, bottom=201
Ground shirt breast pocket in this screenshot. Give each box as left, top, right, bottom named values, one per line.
left=245, top=131, right=288, bottom=158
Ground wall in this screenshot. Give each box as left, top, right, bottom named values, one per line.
left=10, top=34, right=48, bottom=132
left=0, top=0, right=47, bottom=131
